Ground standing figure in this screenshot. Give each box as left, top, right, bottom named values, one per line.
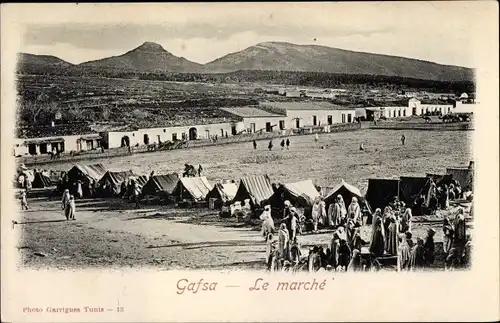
left=260, top=205, right=275, bottom=239
left=268, top=140, right=273, bottom=151
left=61, top=189, right=70, bottom=211
left=120, top=180, right=127, bottom=198
left=277, top=223, right=290, bottom=262
left=198, top=164, right=203, bottom=177
left=329, top=233, right=340, bottom=269
left=280, top=139, right=285, bottom=150
left=286, top=138, right=290, bottom=150
left=453, top=208, right=467, bottom=255
left=385, top=216, right=399, bottom=256
left=290, top=237, right=302, bottom=266
left=347, top=197, right=362, bottom=227
left=311, top=198, right=321, bottom=232
left=289, top=207, right=299, bottom=241
left=283, top=200, right=292, bottom=220
left=401, top=134, right=406, bottom=145
left=253, top=140, right=257, bottom=150
left=75, top=180, right=83, bottom=198
left=397, top=233, right=411, bottom=271
left=369, top=213, right=385, bottom=257
left=65, top=195, right=76, bottom=220
left=443, top=217, right=455, bottom=254
left=441, top=184, right=450, bottom=210
left=20, top=190, right=28, bottom=210
left=132, top=181, right=142, bottom=208
left=265, top=233, right=276, bottom=269
left=423, top=228, right=436, bottom=267
left=25, top=176, right=32, bottom=193
left=410, top=238, right=426, bottom=271
left=400, top=208, right=413, bottom=233
left=314, top=133, right=319, bottom=146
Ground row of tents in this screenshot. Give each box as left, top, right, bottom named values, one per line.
left=21, top=161, right=474, bottom=216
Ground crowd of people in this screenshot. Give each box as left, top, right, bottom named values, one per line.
left=260, top=193, right=472, bottom=273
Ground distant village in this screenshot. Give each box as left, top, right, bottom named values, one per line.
left=13, top=88, right=476, bottom=158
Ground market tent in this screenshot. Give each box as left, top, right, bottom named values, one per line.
left=142, top=173, right=179, bottom=196
left=171, top=176, right=212, bottom=201
left=398, top=176, right=430, bottom=205
left=233, top=174, right=275, bottom=207
left=446, top=168, right=474, bottom=190
left=32, top=171, right=53, bottom=188
left=132, top=175, right=149, bottom=187
left=365, top=178, right=399, bottom=211
left=206, top=182, right=238, bottom=203
left=426, top=173, right=453, bottom=186
left=325, top=179, right=371, bottom=213
left=98, top=170, right=135, bottom=196
left=271, top=179, right=320, bottom=207
left=67, top=163, right=107, bottom=185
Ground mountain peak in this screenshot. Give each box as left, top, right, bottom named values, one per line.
left=135, top=41, right=167, bottom=52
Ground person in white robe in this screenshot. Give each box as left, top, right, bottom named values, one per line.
left=311, top=197, right=321, bottom=231
left=259, top=205, right=275, bottom=239
left=61, top=189, right=70, bottom=211
left=347, top=197, right=362, bottom=226
left=278, top=223, right=290, bottom=261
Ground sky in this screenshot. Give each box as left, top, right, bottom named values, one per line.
left=16, top=2, right=488, bottom=68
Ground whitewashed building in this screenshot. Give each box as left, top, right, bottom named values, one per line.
left=260, top=101, right=357, bottom=129
left=13, top=133, right=102, bottom=156
left=103, top=121, right=239, bottom=149
left=221, top=107, right=286, bottom=133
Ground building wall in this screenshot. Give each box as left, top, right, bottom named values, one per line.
left=13, top=134, right=91, bottom=156
left=238, top=117, right=286, bottom=133
left=421, top=104, right=454, bottom=115
left=284, top=109, right=356, bottom=128
left=107, top=122, right=239, bottom=148
left=454, top=101, right=476, bottom=114
left=408, top=98, right=453, bottom=115
left=381, top=106, right=412, bottom=118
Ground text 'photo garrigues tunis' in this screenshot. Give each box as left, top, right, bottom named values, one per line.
left=14, top=11, right=475, bottom=272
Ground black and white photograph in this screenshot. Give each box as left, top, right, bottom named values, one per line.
left=9, top=3, right=480, bottom=272
left=1, top=2, right=499, bottom=322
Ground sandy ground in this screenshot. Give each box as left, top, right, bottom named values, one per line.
left=17, top=195, right=471, bottom=270
left=17, top=129, right=473, bottom=270
left=37, top=129, right=472, bottom=191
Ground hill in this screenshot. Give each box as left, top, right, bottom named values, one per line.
left=203, top=41, right=474, bottom=82
left=17, top=53, right=74, bottom=74
left=78, top=41, right=202, bottom=73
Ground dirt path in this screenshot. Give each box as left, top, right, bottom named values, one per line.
left=17, top=195, right=468, bottom=270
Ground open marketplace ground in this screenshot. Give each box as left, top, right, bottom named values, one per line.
left=16, top=194, right=472, bottom=270
left=16, top=129, right=473, bottom=270
left=38, top=129, right=472, bottom=192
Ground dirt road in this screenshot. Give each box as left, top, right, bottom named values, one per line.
left=17, top=196, right=463, bottom=270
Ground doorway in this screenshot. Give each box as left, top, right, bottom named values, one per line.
left=231, top=126, right=237, bottom=135
left=347, top=114, right=352, bottom=123
left=295, top=118, right=300, bottom=128
left=313, top=115, right=317, bottom=126
left=189, top=127, right=198, bottom=140
left=121, top=136, right=130, bottom=147
left=265, top=122, right=272, bottom=132
left=39, top=143, right=48, bottom=154
left=143, top=134, right=150, bottom=145
left=327, top=115, right=333, bottom=125
left=250, top=123, right=256, bottom=133
left=28, top=144, right=37, bottom=155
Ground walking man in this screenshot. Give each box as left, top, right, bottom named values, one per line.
left=253, top=140, right=257, bottom=150
left=286, top=138, right=290, bottom=150
left=401, top=134, right=406, bottom=145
